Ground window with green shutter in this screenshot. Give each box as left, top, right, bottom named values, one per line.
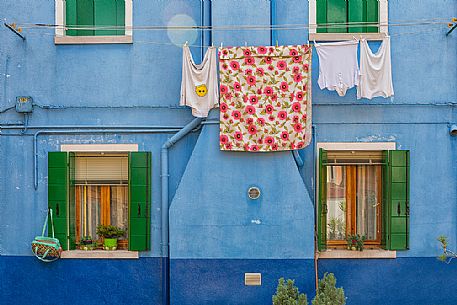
left=317, top=148, right=410, bottom=251
left=316, top=0, right=379, bottom=33
left=65, top=0, right=126, bottom=36
left=47, top=151, right=151, bottom=252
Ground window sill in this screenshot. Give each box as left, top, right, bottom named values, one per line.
left=61, top=250, right=138, bottom=259
left=318, top=249, right=396, bottom=259
left=309, top=33, right=387, bottom=42
left=54, top=35, right=133, bottom=45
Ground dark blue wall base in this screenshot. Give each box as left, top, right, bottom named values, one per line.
left=0, top=256, right=164, bottom=305
left=3, top=257, right=457, bottom=305
left=319, top=257, right=457, bottom=305
left=170, top=259, right=316, bottom=305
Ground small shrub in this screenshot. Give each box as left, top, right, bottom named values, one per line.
left=273, top=277, right=308, bottom=305
left=312, top=273, right=345, bottom=305
left=437, top=235, right=457, bottom=264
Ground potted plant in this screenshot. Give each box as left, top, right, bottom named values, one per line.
left=346, top=234, right=366, bottom=251
left=96, top=225, right=125, bottom=251
left=79, top=236, right=96, bottom=251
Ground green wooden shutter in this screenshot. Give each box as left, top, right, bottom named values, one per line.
left=326, top=0, right=347, bottom=33
left=316, top=0, right=328, bottom=33
left=76, top=0, right=95, bottom=36
left=68, top=152, right=76, bottom=249
left=116, top=0, right=126, bottom=35
left=65, top=0, right=78, bottom=36
left=318, top=148, right=328, bottom=251
left=48, top=152, right=69, bottom=250
left=365, top=0, right=379, bottom=33
left=128, top=152, right=151, bottom=251
left=348, top=0, right=366, bottom=33
left=384, top=150, right=410, bottom=250
left=94, top=0, right=118, bottom=36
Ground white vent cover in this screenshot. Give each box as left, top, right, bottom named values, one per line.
left=244, top=273, right=262, bottom=286
left=248, top=186, right=261, bottom=200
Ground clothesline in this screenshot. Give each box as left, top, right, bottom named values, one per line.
left=6, top=18, right=454, bottom=31
left=23, top=27, right=446, bottom=49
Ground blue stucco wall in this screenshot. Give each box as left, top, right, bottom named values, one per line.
left=0, top=257, right=163, bottom=305
left=170, top=112, right=315, bottom=259
left=1, top=0, right=457, bottom=304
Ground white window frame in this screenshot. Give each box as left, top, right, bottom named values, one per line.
left=316, top=142, right=397, bottom=259
left=59, top=143, right=139, bottom=259
left=309, top=0, right=388, bottom=41
left=54, top=0, right=133, bottom=45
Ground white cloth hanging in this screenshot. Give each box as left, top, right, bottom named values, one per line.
left=315, top=40, right=359, bottom=97
left=357, top=37, right=394, bottom=99
left=180, top=45, right=219, bottom=117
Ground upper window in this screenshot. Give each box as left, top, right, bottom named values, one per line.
left=317, top=145, right=410, bottom=252
left=65, top=0, right=126, bottom=36
left=55, top=0, right=133, bottom=44
left=309, top=0, right=388, bottom=40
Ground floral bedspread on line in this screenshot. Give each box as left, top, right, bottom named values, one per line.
left=218, top=45, right=312, bottom=152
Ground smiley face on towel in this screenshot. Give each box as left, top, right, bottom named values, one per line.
left=195, top=84, right=208, bottom=97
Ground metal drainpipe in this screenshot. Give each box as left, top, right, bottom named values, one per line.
left=270, top=0, right=277, bottom=46
left=161, top=117, right=203, bottom=305
left=292, top=150, right=304, bottom=167
left=32, top=127, right=190, bottom=189
left=312, top=125, right=319, bottom=290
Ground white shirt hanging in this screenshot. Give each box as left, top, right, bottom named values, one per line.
left=180, top=45, right=219, bottom=117
left=315, top=40, right=359, bottom=97
left=357, top=37, right=394, bottom=100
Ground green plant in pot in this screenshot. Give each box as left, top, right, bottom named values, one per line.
left=346, top=234, right=366, bottom=251
left=96, top=225, right=125, bottom=251
left=79, top=236, right=96, bottom=251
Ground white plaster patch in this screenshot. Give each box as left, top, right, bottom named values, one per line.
left=356, top=135, right=396, bottom=142
left=251, top=219, right=261, bottom=225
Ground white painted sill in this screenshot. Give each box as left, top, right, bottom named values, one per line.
left=309, top=33, right=387, bottom=42
left=318, top=249, right=396, bottom=259
left=61, top=250, right=138, bottom=259
left=54, top=35, right=133, bottom=45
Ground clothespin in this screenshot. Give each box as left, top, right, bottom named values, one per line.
left=275, top=40, right=278, bottom=47
left=446, top=17, right=457, bottom=36
left=184, top=41, right=188, bottom=47
left=4, top=22, right=25, bottom=40
left=220, top=42, right=223, bottom=48
left=244, top=41, right=247, bottom=47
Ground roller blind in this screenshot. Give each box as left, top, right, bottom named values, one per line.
left=324, top=150, right=384, bottom=164
left=75, top=156, right=128, bottom=184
